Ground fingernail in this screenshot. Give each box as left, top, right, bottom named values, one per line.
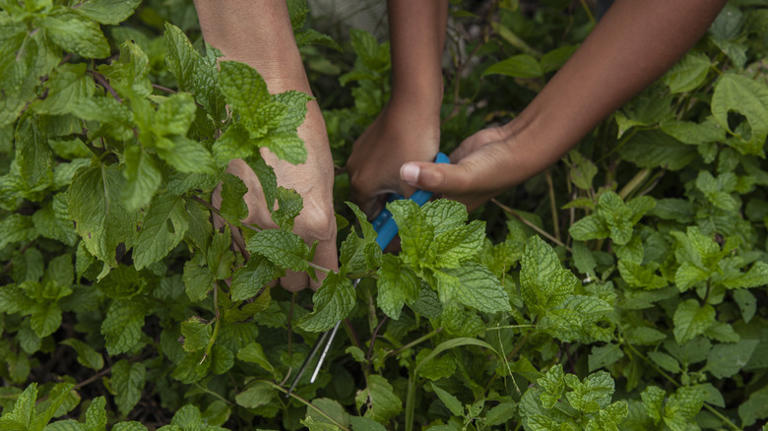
left=401, top=163, right=420, bottom=185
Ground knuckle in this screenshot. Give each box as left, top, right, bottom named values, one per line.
left=296, top=208, right=337, bottom=241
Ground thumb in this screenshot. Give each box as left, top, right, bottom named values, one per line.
left=400, top=161, right=471, bottom=194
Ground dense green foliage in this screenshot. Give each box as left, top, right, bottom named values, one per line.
left=1, top=0, right=768, bottom=429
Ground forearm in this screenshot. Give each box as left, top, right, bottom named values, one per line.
left=193, top=0, right=311, bottom=94
left=506, top=0, right=726, bottom=181
left=386, top=0, right=448, bottom=112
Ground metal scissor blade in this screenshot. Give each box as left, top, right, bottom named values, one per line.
left=286, top=328, right=331, bottom=396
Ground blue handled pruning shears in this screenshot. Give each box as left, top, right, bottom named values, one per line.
left=286, top=152, right=450, bottom=395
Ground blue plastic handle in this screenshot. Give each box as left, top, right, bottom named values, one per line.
left=372, top=152, right=450, bottom=249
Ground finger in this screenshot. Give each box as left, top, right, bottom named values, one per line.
left=400, top=161, right=473, bottom=195
left=452, top=127, right=507, bottom=161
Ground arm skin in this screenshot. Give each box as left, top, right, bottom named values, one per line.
left=346, top=0, right=449, bottom=215
left=395, top=0, right=728, bottom=210
left=194, top=0, right=337, bottom=291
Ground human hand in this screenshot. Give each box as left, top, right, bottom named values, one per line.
left=217, top=101, right=337, bottom=292
left=346, top=100, right=441, bottom=216
left=399, top=123, right=533, bottom=211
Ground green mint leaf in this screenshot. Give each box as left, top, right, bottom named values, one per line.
left=723, top=261, right=768, bottom=289
left=237, top=342, right=277, bottom=378
left=61, top=338, right=104, bottom=370
left=299, top=272, right=355, bottom=332
left=122, top=146, right=162, bottom=212
left=430, top=383, right=463, bottom=417
left=0, top=213, right=37, bottom=251
left=738, top=385, right=768, bottom=427
left=271, top=187, right=303, bottom=230
left=520, top=235, right=578, bottom=317
left=696, top=171, right=740, bottom=211
left=432, top=220, right=485, bottom=268
left=663, top=52, right=711, bottom=93
left=537, top=364, right=565, bottom=409
left=85, top=396, right=107, bottom=431
left=641, top=386, right=665, bottom=423
left=484, top=401, right=517, bottom=426
left=660, top=117, right=725, bottom=145
left=219, top=173, right=248, bottom=223
left=180, top=317, right=212, bottom=353
left=376, top=254, right=418, bottom=320
left=235, top=382, right=275, bottom=409
left=673, top=299, right=716, bottom=344
left=30, top=302, right=62, bottom=338
left=33, top=63, right=95, bottom=115
left=588, top=343, right=624, bottom=372
left=732, top=288, right=756, bottom=323
left=437, top=263, right=511, bottom=313
left=648, top=351, right=681, bottom=374
left=112, top=422, right=148, bottom=431
left=568, top=214, right=609, bottom=242
left=206, top=227, right=235, bottom=280
left=568, top=150, right=598, bottom=191
left=230, top=256, right=282, bottom=301
left=247, top=229, right=310, bottom=272
left=101, top=300, right=146, bottom=355
left=256, top=132, right=307, bottom=165
left=355, top=375, right=402, bottom=423
left=163, top=22, right=199, bottom=92
left=98, top=41, right=151, bottom=99
left=619, top=130, right=697, bottom=171
left=618, top=260, right=667, bottom=290
left=663, top=386, right=705, bottom=427
left=421, top=199, right=468, bottom=233
left=704, top=339, right=759, bottom=379
left=625, top=326, right=667, bottom=345
left=483, top=54, right=543, bottom=79
left=68, top=165, right=142, bottom=268
left=75, top=0, right=141, bottom=25
left=156, top=136, right=216, bottom=175
left=152, top=92, right=196, bottom=137
left=183, top=254, right=214, bottom=302
left=414, top=348, right=456, bottom=381
left=711, top=72, right=768, bottom=155
left=110, top=360, right=146, bottom=417
left=132, top=194, right=189, bottom=270
left=43, top=11, right=109, bottom=58
left=564, top=371, right=615, bottom=413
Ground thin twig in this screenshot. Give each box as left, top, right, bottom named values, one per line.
left=544, top=170, right=561, bottom=242
left=385, top=328, right=442, bottom=359
left=366, top=316, right=389, bottom=363
left=152, top=83, right=176, bottom=94
left=492, top=198, right=571, bottom=252
left=74, top=367, right=112, bottom=390
left=91, top=71, right=121, bottom=103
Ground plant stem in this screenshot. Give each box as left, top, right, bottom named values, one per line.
left=545, top=169, right=561, bottom=242
left=366, top=316, right=389, bottom=364
left=579, top=0, right=596, bottom=24
left=618, top=168, right=650, bottom=200
left=264, top=381, right=351, bottom=431
left=492, top=198, right=571, bottom=252
left=91, top=71, right=122, bottom=103
left=73, top=367, right=112, bottom=390
left=386, top=328, right=442, bottom=359
left=152, top=83, right=176, bottom=93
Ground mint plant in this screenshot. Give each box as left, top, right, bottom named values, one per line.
left=1, top=1, right=768, bottom=430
